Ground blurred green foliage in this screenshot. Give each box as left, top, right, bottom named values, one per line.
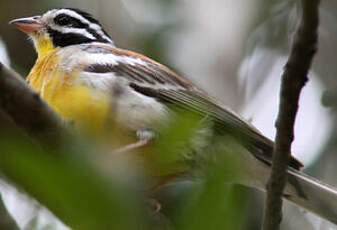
left=175, top=143, right=247, bottom=230
left=0, top=110, right=248, bottom=230
left=0, top=136, right=144, bottom=230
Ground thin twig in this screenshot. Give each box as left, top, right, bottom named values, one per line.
left=262, top=1, right=320, bottom=230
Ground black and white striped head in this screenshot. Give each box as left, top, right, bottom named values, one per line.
left=10, top=8, right=114, bottom=49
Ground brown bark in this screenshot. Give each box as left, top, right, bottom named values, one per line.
left=262, top=1, right=321, bottom=229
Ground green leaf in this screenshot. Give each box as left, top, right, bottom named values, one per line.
left=0, top=136, right=145, bottom=230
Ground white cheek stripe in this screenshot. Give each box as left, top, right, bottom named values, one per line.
left=51, top=25, right=96, bottom=40
left=51, top=9, right=113, bottom=43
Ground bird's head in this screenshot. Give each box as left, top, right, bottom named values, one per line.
left=10, top=8, right=113, bottom=57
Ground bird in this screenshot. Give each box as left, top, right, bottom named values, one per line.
left=9, top=8, right=337, bottom=224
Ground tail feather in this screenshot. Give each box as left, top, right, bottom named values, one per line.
left=220, top=147, right=337, bottom=224
left=285, top=169, right=337, bottom=225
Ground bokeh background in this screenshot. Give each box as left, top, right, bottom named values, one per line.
left=0, top=0, right=337, bottom=229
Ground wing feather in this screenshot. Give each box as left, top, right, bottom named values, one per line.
left=78, top=44, right=303, bottom=169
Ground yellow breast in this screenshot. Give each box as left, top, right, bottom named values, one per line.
left=27, top=48, right=110, bottom=134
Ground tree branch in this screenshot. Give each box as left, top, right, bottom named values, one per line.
left=0, top=63, right=72, bottom=228
left=0, top=62, right=67, bottom=148
left=262, top=1, right=320, bottom=230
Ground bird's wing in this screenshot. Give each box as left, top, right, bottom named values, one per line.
left=76, top=43, right=303, bottom=169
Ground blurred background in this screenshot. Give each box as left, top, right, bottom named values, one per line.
left=0, top=0, right=337, bottom=229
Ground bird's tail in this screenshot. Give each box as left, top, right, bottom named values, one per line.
left=284, top=169, right=337, bottom=225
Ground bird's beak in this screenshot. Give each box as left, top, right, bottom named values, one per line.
left=9, top=16, right=44, bottom=34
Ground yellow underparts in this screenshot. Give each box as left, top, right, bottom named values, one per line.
left=27, top=35, right=110, bottom=134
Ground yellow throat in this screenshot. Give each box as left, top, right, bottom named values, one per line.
left=27, top=35, right=111, bottom=135
left=33, top=35, right=55, bottom=58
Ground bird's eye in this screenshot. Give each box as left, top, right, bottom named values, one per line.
left=54, top=14, right=71, bottom=26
